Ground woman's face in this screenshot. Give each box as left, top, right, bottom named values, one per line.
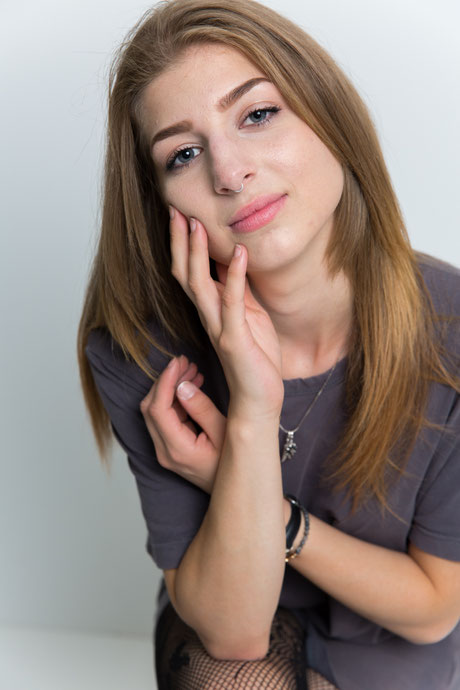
left=140, top=43, right=344, bottom=272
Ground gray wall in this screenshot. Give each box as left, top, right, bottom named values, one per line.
left=1, top=0, right=459, bottom=637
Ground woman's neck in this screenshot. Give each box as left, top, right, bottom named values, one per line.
left=248, top=261, right=353, bottom=377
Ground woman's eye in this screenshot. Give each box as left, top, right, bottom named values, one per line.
left=166, top=146, right=201, bottom=172
left=243, top=106, right=280, bottom=127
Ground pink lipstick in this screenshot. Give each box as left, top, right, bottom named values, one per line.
left=229, top=194, right=287, bottom=234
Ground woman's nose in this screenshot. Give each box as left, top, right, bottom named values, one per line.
left=209, top=138, right=255, bottom=195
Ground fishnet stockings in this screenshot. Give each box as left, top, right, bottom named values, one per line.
left=155, top=603, right=339, bottom=689
left=306, top=668, right=339, bottom=689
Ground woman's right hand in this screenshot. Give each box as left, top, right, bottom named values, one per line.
left=169, top=206, right=284, bottom=421
left=140, top=354, right=225, bottom=494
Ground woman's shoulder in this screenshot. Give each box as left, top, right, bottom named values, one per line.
left=85, top=315, right=213, bottom=391
left=417, top=252, right=460, bottom=316
left=85, top=317, right=175, bottom=393
left=86, top=317, right=171, bottom=362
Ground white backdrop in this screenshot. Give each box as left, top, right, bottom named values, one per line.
left=1, top=0, right=459, bottom=640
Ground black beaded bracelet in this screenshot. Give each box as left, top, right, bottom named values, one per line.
left=284, top=494, right=310, bottom=563
left=285, top=495, right=301, bottom=550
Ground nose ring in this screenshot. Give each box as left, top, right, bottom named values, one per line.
left=232, top=183, right=244, bottom=193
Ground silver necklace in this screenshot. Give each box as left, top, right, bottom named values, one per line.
left=280, top=356, right=341, bottom=463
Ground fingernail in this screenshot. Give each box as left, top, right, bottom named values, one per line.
left=169, top=205, right=175, bottom=220
left=167, top=357, right=176, bottom=369
left=176, top=381, right=197, bottom=400
left=234, top=244, right=242, bottom=257
left=189, top=218, right=197, bottom=232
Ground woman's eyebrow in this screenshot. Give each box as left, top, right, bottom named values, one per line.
left=150, top=77, right=271, bottom=150
left=218, top=76, right=270, bottom=110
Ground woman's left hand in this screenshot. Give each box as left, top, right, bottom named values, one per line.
left=140, top=354, right=226, bottom=494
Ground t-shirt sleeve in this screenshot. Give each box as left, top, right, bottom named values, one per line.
left=85, top=328, right=210, bottom=570
left=409, top=393, right=460, bottom=561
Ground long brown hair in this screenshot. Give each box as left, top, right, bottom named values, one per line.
left=77, top=0, right=458, bottom=510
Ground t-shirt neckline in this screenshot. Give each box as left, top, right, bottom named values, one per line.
left=282, top=355, right=348, bottom=396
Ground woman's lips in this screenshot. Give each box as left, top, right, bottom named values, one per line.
left=229, top=194, right=287, bottom=233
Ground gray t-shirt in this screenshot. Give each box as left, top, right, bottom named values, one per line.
left=86, top=255, right=460, bottom=689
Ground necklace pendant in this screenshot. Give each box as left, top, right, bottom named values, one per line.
left=281, top=431, right=297, bottom=463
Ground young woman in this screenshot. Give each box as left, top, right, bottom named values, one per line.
left=77, top=0, right=460, bottom=687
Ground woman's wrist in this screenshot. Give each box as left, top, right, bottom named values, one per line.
left=227, top=403, right=281, bottom=431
